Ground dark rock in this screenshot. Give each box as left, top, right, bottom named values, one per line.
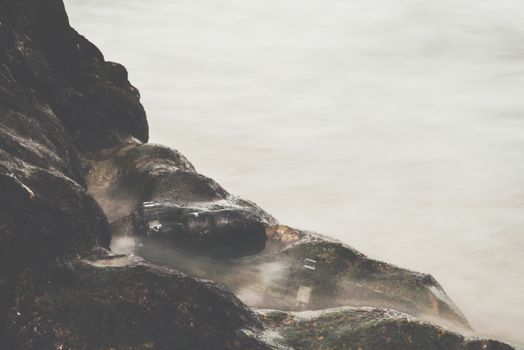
left=259, top=307, right=512, bottom=350
left=0, top=157, right=111, bottom=265
left=0, top=90, right=85, bottom=186
left=1, top=0, right=149, bottom=152
left=4, top=255, right=274, bottom=350
left=84, top=141, right=275, bottom=256
left=137, top=199, right=269, bottom=257
left=83, top=141, right=214, bottom=221
left=0, top=1, right=273, bottom=348
left=137, top=225, right=470, bottom=330
left=276, top=234, right=470, bottom=328
left=0, top=0, right=126, bottom=336
left=0, top=0, right=517, bottom=348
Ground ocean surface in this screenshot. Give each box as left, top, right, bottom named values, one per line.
left=65, top=0, right=524, bottom=344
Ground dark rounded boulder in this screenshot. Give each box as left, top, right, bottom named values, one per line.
left=84, top=142, right=275, bottom=257
left=4, top=255, right=274, bottom=350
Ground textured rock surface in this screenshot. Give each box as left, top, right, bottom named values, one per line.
left=0, top=0, right=516, bottom=349
left=83, top=140, right=276, bottom=257
left=0, top=1, right=271, bottom=348
left=259, top=307, right=512, bottom=350
left=0, top=0, right=148, bottom=152
left=273, top=230, right=470, bottom=328
left=5, top=253, right=272, bottom=350
left=137, top=226, right=470, bottom=330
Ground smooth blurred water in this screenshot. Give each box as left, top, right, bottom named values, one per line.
left=65, top=0, right=524, bottom=344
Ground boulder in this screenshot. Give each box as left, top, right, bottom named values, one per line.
left=136, top=199, right=269, bottom=257
left=0, top=1, right=272, bottom=348
left=137, top=225, right=470, bottom=330
left=4, top=252, right=275, bottom=350
left=84, top=142, right=275, bottom=257
left=259, top=307, right=512, bottom=350
left=276, top=233, right=470, bottom=329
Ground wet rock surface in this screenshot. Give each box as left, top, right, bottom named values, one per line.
left=83, top=140, right=276, bottom=257
left=0, top=0, right=517, bottom=349
left=258, top=307, right=512, bottom=350
left=5, top=253, right=272, bottom=350
left=136, top=226, right=470, bottom=331
left=0, top=1, right=271, bottom=348
left=0, top=0, right=148, bottom=152
left=137, top=199, right=269, bottom=257
left=276, top=232, right=470, bottom=328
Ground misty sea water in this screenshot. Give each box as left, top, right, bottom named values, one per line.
left=65, top=0, right=524, bottom=344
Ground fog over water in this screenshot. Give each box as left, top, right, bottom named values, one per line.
left=65, top=0, right=524, bottom=344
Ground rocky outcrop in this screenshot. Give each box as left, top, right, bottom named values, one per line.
left=259, top=307, right=512, bottom=350
left=0, top=1, right=269, bottom=348
left=136, top=225, right=470, bottom=331
left=0, top=0, right=148, bottom=153
left=0, top=0, right=516, bottom=349
left=83, top=140, right=276, bottom=257
left=6, top=253, right=272, bottom=350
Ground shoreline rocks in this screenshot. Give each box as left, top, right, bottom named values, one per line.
left=0, top=0, right=516, bottom=348
left=136, top=225, right=471, bottom=331
left=258, top=307, right=512, bottom=350
left=7, top=252, right=272, bottom=350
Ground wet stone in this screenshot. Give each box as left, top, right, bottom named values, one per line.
left=134, top=200, right=269, bottom=257
left=258, top=307, right=513, bottom=350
